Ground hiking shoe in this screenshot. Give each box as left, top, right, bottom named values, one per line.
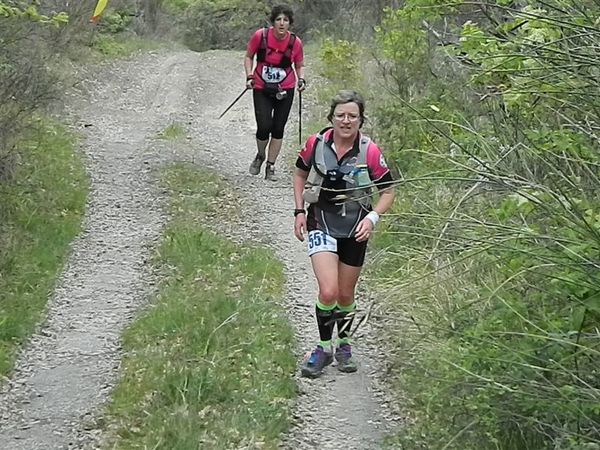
left=249, top=153, right=265, bottom=175
left=300, top=345, right=333, bottom=378
left=264, top=163, right=276, bottom=181
left=335, top=343, right=358, bottom=373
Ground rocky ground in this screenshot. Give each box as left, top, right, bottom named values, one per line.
left=0, top=49, right=403, bottom=449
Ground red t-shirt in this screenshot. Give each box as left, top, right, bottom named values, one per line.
left=247, top=27, right=303, bottom=90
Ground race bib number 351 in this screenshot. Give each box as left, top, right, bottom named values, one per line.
left=307, top=230, right=337, bottom=256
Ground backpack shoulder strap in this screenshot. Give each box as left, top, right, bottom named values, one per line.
left=280, top=32, right=296, bottom=68
left=357, top=136, right=371, bottom=164
left=256, top=27, right=268, bottom=62
left=310, top=132, right=324, bottom=167
left=303, top=134, right=326, bottom=202
left=287, top=33, right=296, bottom=52
left=312, top=132, right=338, bottom=178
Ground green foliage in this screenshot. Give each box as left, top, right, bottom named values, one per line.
left=372, top=0, right=600, bottom=447
left=372, top=2, right=478, bottom=174
left=0, top=119, right=88, bottom=375
left=162, top=0, right=196, bottom=13
left=0, top=4, right=69, bottom=168
left=92, top=33, right=128, bottom=56
left=157, top=122, right=187, bottom=140
left=182, top=0, right=270, bottom=51
left=317, top=38, right=365, bottom=107
left=0, top=2, right=68, bottom=27
left=375, top=5, right=431, bottom=95
left=317, top=37, right=362, bottom=91
left=101, top=10, right=133, bottom=34
left=105, top=163, right=296, bottom=449
left=90, top=33, right=161, bottom=58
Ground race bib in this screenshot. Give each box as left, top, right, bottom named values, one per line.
left=307, top=230, right=338, bottom=256
left=261, top=66, right=286, bottom=83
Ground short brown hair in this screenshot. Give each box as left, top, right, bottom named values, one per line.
left=270, top=5, right=294, bottom=25
left=327, top=90, right=366, bottom=127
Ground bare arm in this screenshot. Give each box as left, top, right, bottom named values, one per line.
left=294, top=60, right=304, bottom=81
left=293, top=167, right=308, bottom=208
left=294, top=60, right=305, bottom=92
left=244, top=50, right=255, bottom=78
left=355, top=186, right=395, bottom=242
left=372, top=186, right=395, bottom=215
left=244, top=51, right=255, bottom=88
left=293, top=167, right=309, bottom=241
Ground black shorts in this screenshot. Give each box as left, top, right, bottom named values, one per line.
left=336, top=237, right=368, bottom=267
left=308, top=238, right=367, bottom=267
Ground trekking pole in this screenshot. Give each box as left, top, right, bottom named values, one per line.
left=298, top=90, right=303, bottom=146
left=218, top=87, right=250, bottom=119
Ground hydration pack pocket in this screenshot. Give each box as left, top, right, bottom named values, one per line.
left=303, top=166, right=323, bottom=203
left=264, top=82, right=279, bottom=94
left=303, top=183, right=321, bottom=204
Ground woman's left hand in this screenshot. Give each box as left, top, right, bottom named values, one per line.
left=297, top=78, right=306, bottom=92
left=355, top=217, right=374, bottom=242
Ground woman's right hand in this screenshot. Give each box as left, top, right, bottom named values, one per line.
left=246, top=76, right=255, bottom=89
left=294, top=214, right=306, bottom=241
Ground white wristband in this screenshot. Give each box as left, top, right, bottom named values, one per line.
left=365, top=211, right=380, bottom=226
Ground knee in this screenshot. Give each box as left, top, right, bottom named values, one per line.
left=318, top=287, right=338, bottom=304
left=270, top=120, right=286, bottom=139
left=338, top=291, right=355, bottom=305
left=271, top=129, right=284, bottom=139
left=256, top=130, right=270, bottom=141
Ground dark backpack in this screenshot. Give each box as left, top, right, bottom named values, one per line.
left=256, top=27, right=296, bottom=68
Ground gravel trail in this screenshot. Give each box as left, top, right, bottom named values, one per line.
left=0, top=49, right=401, bottom=449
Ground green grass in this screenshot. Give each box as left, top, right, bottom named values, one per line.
left=0, top=119, right=88, bottom=375
left=105, top=163, right=297, bottom=449
left=91, top=33, right=164, bottom=59
left=157, top=122, right=187, bottom=140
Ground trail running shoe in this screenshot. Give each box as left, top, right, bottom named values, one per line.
left=335, top=343, right=358, bottom=373
left=300, top=345, right=333, bottom=378
left=249, top=153, right=265, bottom=175
left=264, top=163, right=276, bottom=181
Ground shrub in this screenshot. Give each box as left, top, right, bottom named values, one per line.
left=373, top=0, right=600, bottom=448
left=182, top=0, right=270, bottom=52
left=0, top=10, right=65, bottom=181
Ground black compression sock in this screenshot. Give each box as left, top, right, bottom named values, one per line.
left=335, top=302, right=356, bottom=343
left=315, top=301, right=336, bottom=345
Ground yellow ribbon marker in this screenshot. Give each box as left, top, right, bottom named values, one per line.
left=91, top=0, right=109, bottom=23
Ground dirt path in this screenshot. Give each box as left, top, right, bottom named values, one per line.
left=0, top=49, right=401, bottom=449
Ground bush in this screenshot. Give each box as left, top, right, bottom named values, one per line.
left=0, top=13, right=62, bottom=181
left=101, top=10, right=133, bottom=33
left=314, top=38, right=364, bottom=103
left=372, top=0, right=600, bottom=448
left=182, top=0, right=270, bottom=51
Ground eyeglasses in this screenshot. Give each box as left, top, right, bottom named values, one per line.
left=333, top=113, right=360, bottom=122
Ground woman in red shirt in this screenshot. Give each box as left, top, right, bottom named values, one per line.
left=244, top=4, right=305, bottom=181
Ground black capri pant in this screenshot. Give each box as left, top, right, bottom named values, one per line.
left=253, top=88, right=295, bottom=140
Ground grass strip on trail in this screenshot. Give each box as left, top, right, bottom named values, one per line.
left=106, top=163, right=296, bottom=449
left=0, top=120, right=88, bottom=376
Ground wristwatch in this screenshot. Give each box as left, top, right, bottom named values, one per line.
left=294, top=208, right=306, bottom=217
